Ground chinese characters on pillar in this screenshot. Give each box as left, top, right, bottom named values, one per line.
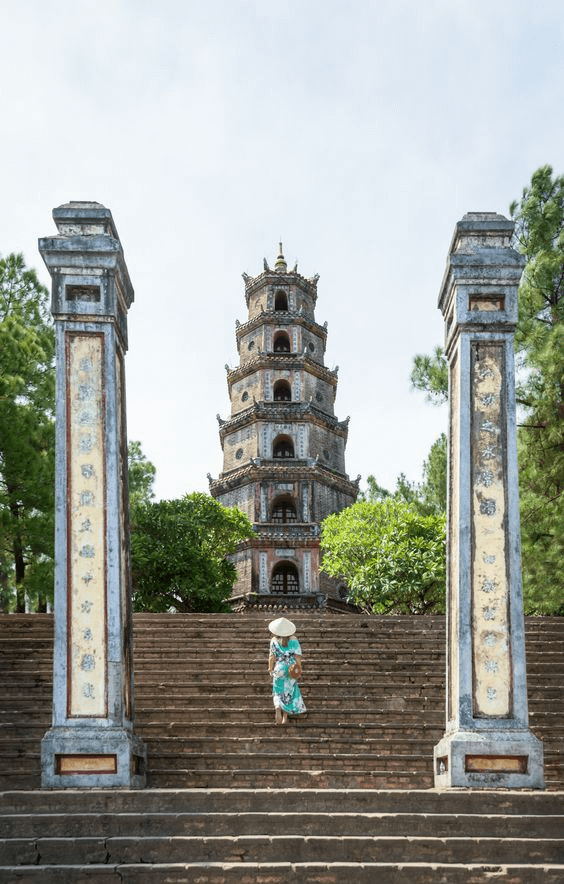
left=67, top=334, right=107, bottom=717
left=471, top=344, right=511, bottom=717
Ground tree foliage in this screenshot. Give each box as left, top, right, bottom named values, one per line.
left=321, top=499, right=446, bottom=614
left=0, top=254, right=55, bottom=612
left=410, top=345, right=448, bottom=405
left=130, top=492, right=254, bottom=613
left=361, top=433, right=447, bottom=517
left=127, top=440, right=156, bottom=511
left=510, top=165, right=564, bottom=612
left=420, top=433, right=447, bottom=514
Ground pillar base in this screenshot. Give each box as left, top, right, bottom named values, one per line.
left=41, top=727, right=146, bottom=789
left=434, top=729, right=544, bottom=790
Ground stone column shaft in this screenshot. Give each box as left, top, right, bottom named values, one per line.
left=434, top=213, right=543, bottom=789
left=39, top=202, right=146, bottom=788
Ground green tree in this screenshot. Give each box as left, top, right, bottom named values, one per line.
left=510, top=165, right=564, bottom=612
left=127, top=440, right=156, bottom=511
left=410, top=345, right=448, bottom=405
left=0, top=254, right=55, bottom=612
left=321, top=499, right=446, bottom=614
left=419, top=433, right=447, bottom=515
left=130, top=492, right=254, bottom=613
left=360, top=433, right=447, bottom=518
left=358, top=475, right=391, bottom=502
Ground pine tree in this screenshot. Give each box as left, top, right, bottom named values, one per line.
left=510, top=165, right=564, bottom=612
left=0, top=254, right=55, bottom=611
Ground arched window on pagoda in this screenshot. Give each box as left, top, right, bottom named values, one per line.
left=271, top=495, right=297, bottom=524
left=274, top=290, right=288, bottom=311
left=273, top=380, right=291, bottom=401
left=272, top=435, right=294, bottom=459
left=273, top=331, right=291, bottom=352
left=271, top=562, right=300, bottom=594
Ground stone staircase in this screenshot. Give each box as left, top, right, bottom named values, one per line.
left=1, top=612, right=563, bottom=881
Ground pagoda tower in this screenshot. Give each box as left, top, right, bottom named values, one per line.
left=209, top=245, right=359, bottom=611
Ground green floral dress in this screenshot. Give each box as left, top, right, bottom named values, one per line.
left=270, top=636, right=307, bottom=715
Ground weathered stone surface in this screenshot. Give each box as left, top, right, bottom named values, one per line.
left=434, top=212, right=543, bottom=788
left=38, top=203, right=145, bottom=789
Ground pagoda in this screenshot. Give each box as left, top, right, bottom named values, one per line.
left=209, top=245, right=359, bottom=611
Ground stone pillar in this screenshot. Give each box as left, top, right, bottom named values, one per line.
left=434, top=213, right=544, bottom=789
left=39, top=202, right=146, bottom=788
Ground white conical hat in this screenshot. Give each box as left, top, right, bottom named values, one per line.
left=268, top=617, right=296, bottom=637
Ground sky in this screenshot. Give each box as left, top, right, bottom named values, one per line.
left=1, top=0, right=563, bottom=500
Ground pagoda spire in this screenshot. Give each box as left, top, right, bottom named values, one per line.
left=274, top=241, right=287, bottom=272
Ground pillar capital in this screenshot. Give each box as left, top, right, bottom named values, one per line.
left=438, top=213, right=524, bottom=356
left=38, top=201, right=133, bottom=349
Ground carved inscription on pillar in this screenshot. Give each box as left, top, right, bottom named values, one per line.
left=303, top=484, right=310, bottom=522
left=471, top=343, right=511, bottom=717
left=259, top=552, right=268, bottom=591
left=67, top=333, right=107, bottom=718
left=298, top=425, right=305, bottom=458
left=303, top=552, right=311, bottom=591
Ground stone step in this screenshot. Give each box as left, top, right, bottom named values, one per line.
left=145, top=770, right=434, bottom=789
left=141, top=736, right=441, bottom=754
left=0, top=722, right=448, bottom=739
left=4, top=762, right=562, bottom=792
left=131, top=695, right=444, bottom=712
left=145, top=752, right=432, bottom=772
left=3, top=788, right=563, bottom=815
left=133, top=708, right=446, bottom=724
left=4, top=810, right=563, bottom=838
left=3, top=863, right=564, bottom=884
left=3, top=834, right=564, bottom=866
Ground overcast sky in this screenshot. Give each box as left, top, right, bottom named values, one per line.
left=1, top=1, right=563, bottom=500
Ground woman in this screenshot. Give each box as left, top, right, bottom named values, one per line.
left=268, top=616, right=307, bottom=725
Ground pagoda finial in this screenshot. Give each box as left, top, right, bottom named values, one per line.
left=275, top=241, right=287, bottom=272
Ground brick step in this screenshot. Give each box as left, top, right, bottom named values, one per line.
left=131, top=639, right=448, bottom=649
left=134, top=722, right=444, bottom=739
left=0, top=722, right=447, bottom=740
left=133, top=709, right=446, bottom=724
left=141, top=736, right=440, bottom=754
left=132, top=646, right=564, bottom=657
left=134, top=647, right=447, bottom=657
left=1, top=682, right=449, bottom=699
left=146, top=752, right=432, bottom=773
left=529, top=713, right=564, bottom=726
left=8, top=762, right=561, bottom=792
left=4, top=788, right=562, bottom=815
left=132, top=688, right=446, bottom=715
left=132, top=632, right=564, bottom=644
left=3, top=862, right=564, bottom=884
left=3, top=834, right=564, bottom=866
left=4, top=810, right=563, bottom=839
left=134, top=689, right=563, bottom=707
left=133, top=671, right=446, bottom=683
left=146, top=770, right=435, bottom=789
left=0, top=734, right=441, bottom=754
